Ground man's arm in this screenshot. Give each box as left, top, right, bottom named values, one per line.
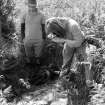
left=51, top=23, right=84, bottom=47
left=41, top=24, right=46, bottom=40
left=20, top=13, right=26, bottom=40
left=41, top=14, right=46, bottom=40
left=21, top=23, right=25, bottom=40
left=65, top=23, right=84, bottom=48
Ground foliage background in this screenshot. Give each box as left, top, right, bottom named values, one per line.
left=13, top=0, right=105, bottom=38
left=1, top=0, right=105, bottom=105
left=15, top=0, right=105, bottom=23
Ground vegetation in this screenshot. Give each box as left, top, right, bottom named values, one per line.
left=0, top=0, right=105, bottom=105
left=0, top=0, right=15, bottom=37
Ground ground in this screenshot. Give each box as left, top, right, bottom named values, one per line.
left=0, top=80, right=68, bottom=105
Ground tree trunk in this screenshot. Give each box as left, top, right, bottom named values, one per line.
left=67, top=41, right=91, bottom=105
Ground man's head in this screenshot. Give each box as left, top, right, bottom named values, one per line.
left=46, top=18, right=66, bottom=38
left=27, top=0, right=37, bottom=12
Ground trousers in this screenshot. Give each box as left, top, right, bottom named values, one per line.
left=62, top=42, right=91, bottom=81
left=24, top=39, right=43, bottom=58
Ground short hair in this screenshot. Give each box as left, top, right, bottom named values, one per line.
left=25, top=0, right=37, bottom=7
left=46, top=18, right=66, bottom=38
left=28, top=0, right=36, bottom=4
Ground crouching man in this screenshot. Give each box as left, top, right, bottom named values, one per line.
left=46, top=17, right=92, bottom=87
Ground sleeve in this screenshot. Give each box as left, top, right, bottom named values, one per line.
left=21, top=13, right=26, bottom=24
left=71, top=23, right=84, bottom=46
left=65, top=22, right=85, bottom=48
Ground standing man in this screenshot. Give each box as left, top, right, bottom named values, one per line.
left=21, top=0, right=46, bottom=64
left=46, top=17, right=92, bottom=86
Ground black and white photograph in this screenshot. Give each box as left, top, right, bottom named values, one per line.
left=0, top=0, right=105, bottom=105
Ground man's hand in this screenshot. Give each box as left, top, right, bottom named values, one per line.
left=47, top=33, right=56, bottom=39
left=52, top=37, right=66, bottom=43
left=47, top=33, right=66, bottom=44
